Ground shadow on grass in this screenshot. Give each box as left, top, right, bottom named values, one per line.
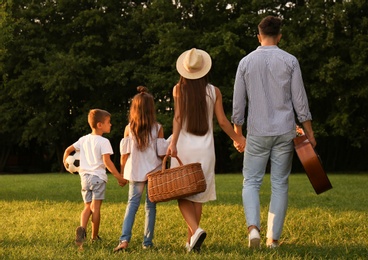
left=201, top=242, right=368, bottom=259
left=1, top=231, right=367, bottom=259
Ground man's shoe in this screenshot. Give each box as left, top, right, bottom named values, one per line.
left=248, top=228, right=261, bottom=249
left=266, top=239, right=279, bottom=248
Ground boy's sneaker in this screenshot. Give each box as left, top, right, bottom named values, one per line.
left=75, top=226, right=86, bottom=246
left=248, top=228, right=261, bottom=249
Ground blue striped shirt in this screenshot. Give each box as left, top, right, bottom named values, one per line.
left=231, top=45, right=312, bottom=136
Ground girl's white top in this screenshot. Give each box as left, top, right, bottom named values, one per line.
left=120, top=123, right=168, bottom=182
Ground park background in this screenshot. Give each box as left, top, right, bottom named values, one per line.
left=0, top=0, right=367, bottom=174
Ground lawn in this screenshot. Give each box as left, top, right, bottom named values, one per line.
left=0, top=172, right=367, bottom=259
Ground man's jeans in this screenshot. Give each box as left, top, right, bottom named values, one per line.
left=242, top=130, right=295, bottom=240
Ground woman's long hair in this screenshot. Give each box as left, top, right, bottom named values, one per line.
left=176, top=75, right=209, bottom=136
left=129, top=86, right=156, bottom=151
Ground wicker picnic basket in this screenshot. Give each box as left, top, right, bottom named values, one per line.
left=147, top=155, right=207, bottom=203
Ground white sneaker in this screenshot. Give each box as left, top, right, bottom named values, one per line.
left=248, top=228, right=261, bottom=249
left=189, top=227, right=206, bottom=251
left=266, top=240, right=279, bottom=248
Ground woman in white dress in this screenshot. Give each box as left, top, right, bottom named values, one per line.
left=167, top=48, right=245, bottom=252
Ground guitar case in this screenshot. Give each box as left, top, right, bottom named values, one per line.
left=293, top=135, right=332, bottom=194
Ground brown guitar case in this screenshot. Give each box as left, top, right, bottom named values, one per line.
left=293, top=135, right=332, bottom=194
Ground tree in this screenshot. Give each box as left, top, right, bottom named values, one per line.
left=280, top=0, right=368, bottom=170
left=1, top=0, right=367, bottom=172
left=0, top=0, right=145, bottom=171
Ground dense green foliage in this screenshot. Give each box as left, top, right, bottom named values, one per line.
left=0, top=1, right=367, bottom=172
left=0, top=173, right=367, bottom=259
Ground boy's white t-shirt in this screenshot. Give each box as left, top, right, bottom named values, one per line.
left=73, top=134, right=114, bottom=182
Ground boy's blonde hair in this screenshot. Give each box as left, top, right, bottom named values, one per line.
left=88, top=109, right=111, bottom=129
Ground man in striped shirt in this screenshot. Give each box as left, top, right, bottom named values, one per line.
left=231, top=16, right=316, bottom=249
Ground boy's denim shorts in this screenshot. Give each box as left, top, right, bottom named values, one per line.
left=80, top=174, right=106, bottom=203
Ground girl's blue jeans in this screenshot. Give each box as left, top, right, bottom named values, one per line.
left=119, top=181, right=156, bottom=247
left=242, top=130, right=295, bottom=240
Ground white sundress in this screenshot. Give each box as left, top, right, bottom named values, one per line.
left=170, top=84, right=217, bottom=203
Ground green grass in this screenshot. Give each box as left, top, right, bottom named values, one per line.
left=0, top=173, right=367, bottom=259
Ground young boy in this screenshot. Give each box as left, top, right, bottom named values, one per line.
left=63, top=109, right=127, bottom=248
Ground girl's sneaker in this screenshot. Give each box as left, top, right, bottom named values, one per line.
left=113, top=240, right=128, bottom=252
left=142, top=244, right=153, bottom=250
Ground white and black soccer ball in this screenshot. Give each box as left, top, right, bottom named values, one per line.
left=65, top=151, right=80, bottom=174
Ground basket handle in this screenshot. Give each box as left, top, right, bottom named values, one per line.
left=161, top=155, right=183, bottom=172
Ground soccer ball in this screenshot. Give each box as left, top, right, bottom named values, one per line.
left=65, top=151, right=80, bottom=174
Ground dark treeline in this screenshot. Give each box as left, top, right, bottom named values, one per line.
left=0, top=0, right=367, bottom=173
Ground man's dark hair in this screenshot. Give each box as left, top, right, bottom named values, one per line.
left=258, top=16, right=282, bottom=36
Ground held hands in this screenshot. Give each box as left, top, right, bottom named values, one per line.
left=233, top=135, right=246, bottom=153
left=116, top=174, right=128, bottom=187
left=118, top=179, right=128, bottom=187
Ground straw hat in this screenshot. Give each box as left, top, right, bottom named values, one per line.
left=176, top=48, right=212, bottom=79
